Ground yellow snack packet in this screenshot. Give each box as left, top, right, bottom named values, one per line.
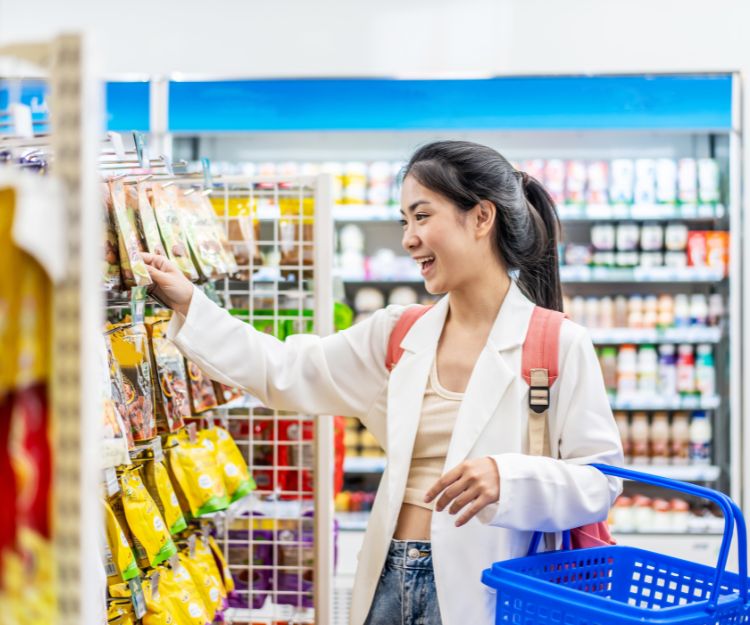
left=142, top=572, right=178, bottom=625
left=103, top=500, right=140, bottom=585
left=107, top=600, right=137, bottom=625
left=136, top=455, right=187, bottom=536
left=208, top=534, right=235, bottom=594
left=159, top=561, right=210, bottom=625
left=120, top=468, right=177, bottom=567
left=178, top=540, right=226, bottom=620
left=199, top=427, right=255, bottom=503
left=166, top=433, right=229, bottom=517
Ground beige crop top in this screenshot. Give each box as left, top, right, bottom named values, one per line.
left=403, top=360, right=464, bottom=510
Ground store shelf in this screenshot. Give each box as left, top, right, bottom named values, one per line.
left=332, top=204, right=726, bottom=223
left=344, top=456, right=386, bottom=473
left=336, top=511, right=371, bottom=532
left=610, top=395, right=720, bottom=410
left=225, top=605, right=315, bottom=624
left=588, top=326, right=722, bottom=345
left=560, top=266, right=726, bottom=284
left=622, top=464, right=721, bottom=481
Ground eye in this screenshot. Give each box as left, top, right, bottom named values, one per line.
left=399, top=219, right=407, bottom=227
left=415, top=213, right=428, bottom=221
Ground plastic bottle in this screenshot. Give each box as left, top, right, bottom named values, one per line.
left=695, top=344, right=716, bottom=397
left=676, top=344, right=696, bottom=394
left=708, top=293, right=724, bottom=327
left=670, top=412, right=690, bottom=465
left=617, top=345, right=638, bottom=399
left=612, top=496, right=635, bottom=533
left=627, top=296, right=643, bottom=329
left=657, top=344, right=678, bottom=398
left=690, top=294, right=708, bottom=327
left=637, top=345, right=659, bottom=397
left=689, top=412, right=712, bottom=465
left=652, top=498, right=672, bottom=531
left=673, top=294, right=691, bottom=328
left=657, top=294, right=675, bottom=330
left=614, top=412, right=631, bottom=463
left=670, top=498, right=690, bottom=532
left=585, top=297, right=600, bottom=329
left=599, top=297, right=614, bottom=329
left=614, top=296, right=629, bottom=327
left=570, top=296, right=586, bottom=326
left=630, top=412, right=650, bottom=465
left=599, top=347, right=618, bottom=396
left=649, top=412, right=670, bottom=464
left=633, top=494, right=654, bottom=531
left=642, top=296, right=659, bottom=329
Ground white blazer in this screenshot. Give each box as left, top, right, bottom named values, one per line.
left=167, top=279, right=624, bottom=625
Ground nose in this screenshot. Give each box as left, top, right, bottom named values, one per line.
left=401, top=223, right=419, bottom=252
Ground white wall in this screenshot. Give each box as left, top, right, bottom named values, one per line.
left=1, top=0, right=748, bottom=78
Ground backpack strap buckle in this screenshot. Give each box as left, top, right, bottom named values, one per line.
left=529, top=368, right=550, bottom=414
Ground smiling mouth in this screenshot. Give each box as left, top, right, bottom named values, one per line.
left=415, top=256, right=435, bottom=275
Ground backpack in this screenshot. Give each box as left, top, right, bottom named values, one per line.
left=385, top=304, right=614, bottom=550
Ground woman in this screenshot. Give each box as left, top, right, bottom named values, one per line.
left=143, top=140, right=623, bottom=625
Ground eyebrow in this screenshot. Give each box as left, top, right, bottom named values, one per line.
left=399, top=200, right=431, bottom=216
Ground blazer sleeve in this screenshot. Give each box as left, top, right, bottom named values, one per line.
left=166, top=286, right=402, bottom=420
left=478, top=322, right=624, bottom=531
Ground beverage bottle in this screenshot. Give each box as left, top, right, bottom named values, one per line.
left=628, top=296, right=644, bottom=328
left=657, top=344, right=678, bottom=398
left=637, top=345, right=659, bottom=398
left=676, top=344, right=696, bottom=394
left=649, top=412, right=670, bottom=464
left=642, top=296, right=659, bottom=329
left=690, top=294, right=708, bottom=327
left=599, top=347, right=618, bottom=396
left=570, top=296, right=586, bottom=326
left=673, top=294, right=691, bottom=327
left=614, top=295, right=629, bottom=327
left=670, top=411, right=690, bottom=465
left=630, top=412, right=650, bottom=465
left=599, top=296, right=614, bottom=328
left=617, top=345, right=638, bottom=400
left=657, top=294, right=675, bottom=329
left=689, top=411, right=712, bottom=465
left=614, top=412, right=632, bottom=463
left=585, top=297, right=600, bottom=329
left=695, top=344, right=716, bottom=397
left=708, top=293, right=724, bottom=327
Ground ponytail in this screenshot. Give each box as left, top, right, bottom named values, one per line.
left=517, top=173, right=563, bottom=312
left=404, top=141, right=563, bottom=311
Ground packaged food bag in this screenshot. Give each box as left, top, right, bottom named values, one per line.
left=101, top=332, right=132, bottom=466
left=135, top=455, right=187, bottom=536
left=147, top=319, right=190, bottom=433
left=107, top=601, right=138, bottom=625
left=159, top=559, right=211, bottom=625
left=175, top=189, right=228, bottom=281
left=209, top=195, right=262, bottom=279
left=120, top=467, right=177, bottom=567
left=199, top=427, right=255, bottom=502
left=108, top=324, right=157, bottom=442
left=185, top=360, right=219, bottom=413
left=109, top=179, right=152, bottom=288
left=166, top=433, right=229, bottom=517
left=212, top=382, right=244, bottom=406
left=207, top=534, right=235, bottom=594
left=150, top=183, right=199, bottom=281
left=103, top=183, right=122, bottom=292
left=103, top=499, right=140, bottom=585
left=278, top=196, right=314, bottom=275
left=191, top=191, right=238, bottom=276
left=125, top=182, right=168, bottom=257
left=141, top=572, right=177, bottom=625
left=178, top=545, right=225, bottom=620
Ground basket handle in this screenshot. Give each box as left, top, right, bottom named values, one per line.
left=527, top=464, right=747, bottom=610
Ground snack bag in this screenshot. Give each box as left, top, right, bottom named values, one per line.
left=199, top=427, right=255, bottom=502
left=279, top=196, right=314, bottom=274
left=185, top=360, right=219, bottom=413
left=142, top=572, right=177, bottom=625
left=107, top=601, right=138, bottom=625
left=207, top=534, right=235, bottom=594
left=212, top=381, right=244, bottom=406
left=150, top=183, right=199, bottom=281
left=101, top=332, right=131, bottom=466
left=108, top=324, right=157, bottom=442
left=159, top=559, right=211, bottom=625
left=209, top=195, right=262, bottom=279
left=105, top=333, right=135, bottom=450
left=109, top=179, right=152, bottom=288
left=128, top=183, right=168, bottom=257
left=103, top=184, right=122, bottom=292
left=176, top=189, right=228, bottom=281
left=103, top=499, right=140, bottom=585
left=120, top=468, right=177, bottom=568
left=166, top=433, right=230, bottom=517
left=178, top=545, right=225, bottom=620
left=147, top=319, right=190, bottom=433
left=192, top=191, right=239, bottom=276
left=136, top=455, right=188, bottom=536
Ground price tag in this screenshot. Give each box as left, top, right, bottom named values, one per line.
left=130, top=286, right=147, bottom=324
left=104, top=467, right=120, bottom=496
left=9, top=103, right=33, bottom=138
left=107, top=132, right=127, bottom=160
left=151, top=571, right=161, bottom=601
left=133, top=131, right=150, bottom=169
left=151, top=437, right=164, bottom=463
left=187, top=423, right=198, bottom=444
left=128, top=576, right=147, bottom=619
left=188, top=534, right=197, bottom=559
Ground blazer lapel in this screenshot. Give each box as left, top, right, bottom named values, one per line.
left=445, top=281, right=536, bottom=468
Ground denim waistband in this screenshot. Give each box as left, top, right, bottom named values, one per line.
left=385, top=539, right=434, bottom=570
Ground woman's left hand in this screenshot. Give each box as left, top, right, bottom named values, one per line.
left=424, top=457, right=500, bottom=527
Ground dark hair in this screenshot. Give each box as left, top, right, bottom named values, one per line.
left=403, top=140, right=563, bottom=312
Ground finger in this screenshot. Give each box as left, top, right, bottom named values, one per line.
left=424, top=465, right=462, bottom=503
left=455, top=496, right=488, bottom=528
left=435, top=478, right=470, bottom=512
left=448, top=486, right=480, bottom=516
left=144, top=263, right=170, bottom=282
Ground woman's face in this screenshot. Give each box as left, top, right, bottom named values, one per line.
left=400, top=175, right=492, bottom=295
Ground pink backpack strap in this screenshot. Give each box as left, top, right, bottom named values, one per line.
left=385, top=306, right=431, bottom=371
left=521, top=306, right=566, bottom=387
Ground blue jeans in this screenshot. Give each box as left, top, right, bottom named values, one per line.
left=364, top=540, right=443, bottom=625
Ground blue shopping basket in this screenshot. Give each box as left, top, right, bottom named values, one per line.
left=481, top=464, right=750, bottom=624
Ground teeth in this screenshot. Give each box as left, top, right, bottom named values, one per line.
left=416, top=256, right=434, bottom=266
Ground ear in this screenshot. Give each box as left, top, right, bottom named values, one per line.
left=474, top=200, right=496, bottom=239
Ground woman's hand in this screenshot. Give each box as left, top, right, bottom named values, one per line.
left=141, top=252, right=194, bottom=316
left=424, top=457, right=500, bottom=527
